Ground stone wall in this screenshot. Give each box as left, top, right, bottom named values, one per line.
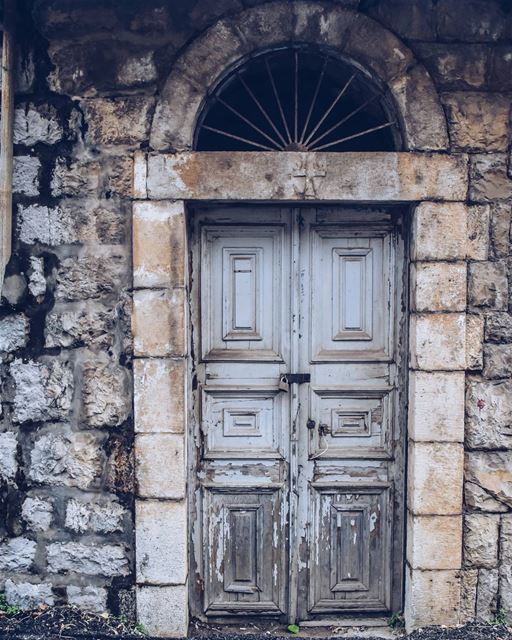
left=0, top=0, right=510, bottom=625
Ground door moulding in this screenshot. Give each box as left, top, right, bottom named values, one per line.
left=132, top=150, right=479, bottom=636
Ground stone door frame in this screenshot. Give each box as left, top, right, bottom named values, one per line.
left=131, top=149, right=483, bottom=637
left=130, top=2, right=483, bottom=635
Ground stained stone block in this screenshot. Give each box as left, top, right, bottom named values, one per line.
left=13, top=103, right=63, bottom=145
left=47, top=542, right=129, bottom=576
left=410, top=313, right=466, bottom=371
left=486, top=313, right=512, bottom=343
left=412, top=42, right=489, bottom=90
left=467, top=204, right=490, bottom=261
left=411, top=202, right=468, bottom=261
left=55, top=253, right=128, bottom=302
left=466, top=315, right=484, bottom=371
left=135, top=434, right=185, bottom=499
left=66, top=586, right=107, bottom=614
left=460, top=569, right=478, bottom=623
left=132, top=289, right=186, bottom=357
left=407, top=442, right=463, bottom=515
left=136, top=585, right=188, bottom=638
left=81, top=360, right=131, bottom=428
left=22, top=497, right=53, bottom=532
left=476, top=568, right=499, bottom=622
left=489, top=202, right=511, bottom=259
left=136, top=500, right=187, bottom=584
left=0, top=432, right=18, bottom=482
left=411, top=262, right=466, bottom=312
left=466, top=378, right=512, bottom=449
left=407, top=514, right=462, bottom=570
left=484, top=344, right=512, bottom=379
left=134, top=359, right=186, bottom=434
left=408, top=371, right=465, bottom=442
left=45, top=304, right=114, bottom=350
left=465, top=452, right=512, bottom=510
left=468, top=261, right=508, bottom=310
left=463, top=513, right=499, bottom=569
left=0, top=537, right=36, bottom=571
left=13, top=156, right=41, bottom=196
left=65, top=498, right=127, bottom=534
left=470, top=154, right=512, bottom=203
left=81, top=97, right=155, bottom=147
left=405, top=567, right=461, bottom=628
left=465, top=481, right=509, bottom=514
left=4, top=580, right=54, bottom=610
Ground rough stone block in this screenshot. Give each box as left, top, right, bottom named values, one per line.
left=410, top=262, right=466, bottom=312
left=51, top=158, right=100, bottom=198
left=13, top=103, right=63, bottom=145
left=470, top=154, right=512, bottom=202
left=134, top=359, right=185, bottom=434
left=442, top=92, right=510, bottom=151
left=463, top=513, right=499, bottom=569
left=55, top=252, right=128, bottom=302
left=136, top=585, right=188, bottom=638
left=486, top=313, right=512, bottom=343
left=4, top=580, right=54, bottom=610
left=468, top=261, right=508, bottom=310
left=81, top=359, right=131, bottom=428
left=410, top=313, right=466, bottom=371
left=0, top=432, right=18, bottom=482
left=467, top=204, right=490, bottom=261
left=476, top=568, right=499, bottom=622
left=436, top=0, right=510, bottom=42
left=465, top=481, right=509, bottom=514
left=10, top=359, right=73, bottom=424
left=407, top=514, right=462, bottom=569
left=29, top=430, right=102, bottom=490
left=136, top=433, right=185, bottom=499
left=0, top=537, right=36, bottom=571
left=22, top=497, right=53, bottom=532
left=65, top=498, right=127, bottom=534
left=132, top=289, right=186, bottom=357
left=408, top=371, right=465, bottom=442
left=484, top=344, right=512, bottom=379
left=45, top=303, right=114, bottom=350
left=466, top=378, right=512, bottom=449
left=136, top=500, right=187, bottom=584
left=47, top=542, right=128, bottom=576
left=13, top=156, right=41, bottom=196
left=66, top=586, right=107, bottom=613
left=489, top=202, right=511, bottom=259
left=408, top=442, right=463, bottom=515
left=366, top=0, right=436, bottom=40
left=133, top=152, right=147, bottom=198
left=466, top=314, right=484, bottom=371
left=0, top=314, right=29, bottom=352
left=460, top=569, right=478, bottom=623
left=411, top=202, right=468, bottom=261
left=28, top=257, right=46, bottom=298
left=405, top=567, right=461, bottom=628
left=81, top=97, right=154, bottom=146
left=465, top=452, right=512, bottom=510
left=133, top=201, right=186, bottom=288
left=413, top=42, right=489, bottom=90
left=2, top=274, right=27, bottom=305
left=117, top=52, right=157, bottom=87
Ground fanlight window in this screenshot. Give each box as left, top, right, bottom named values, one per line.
left=195, top=47, right=401, bottom=152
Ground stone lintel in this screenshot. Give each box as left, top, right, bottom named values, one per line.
left=139, top=152, right=468, bottom=202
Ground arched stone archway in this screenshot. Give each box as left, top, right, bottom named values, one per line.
left=149, top=1, right=448, bottom=152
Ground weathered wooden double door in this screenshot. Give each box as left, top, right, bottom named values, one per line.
left=190, top=206, right=406, bottom=624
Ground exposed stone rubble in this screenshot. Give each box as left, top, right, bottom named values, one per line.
left=0, top=0, right=509, bottom=631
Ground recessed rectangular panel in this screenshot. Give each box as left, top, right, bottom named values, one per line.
left=202, top=389, right=283, bottom=459
left=310, top=228, right=392, bottom=361
left=201, top=225, right=287, bottom=361
left=309, top=487, right=390, bottom=612
left=203, top=488, right=285, bottom=615
left=310, top=388, right=391, bottom=458
left=333, top=250, right=372, bottom=340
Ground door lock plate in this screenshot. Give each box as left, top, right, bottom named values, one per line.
left=281, top=373, right=311, bottom=385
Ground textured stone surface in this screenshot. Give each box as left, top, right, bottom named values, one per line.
left=476, top=568, right=499, bottom=622
left=407, top=514, right=462, bottom=569
left=468, top=261, right=508, bottom=310
left=29, top=431, right=102, bottom=489
left=466, top=378, right=512, bottom=449
left=13, top=104, right=63, bottom=145
left=55, top=253, right=128, bottom=302
left=411, top=202, right=468, bottom=261
left=11, top=359, right=74, bottom=424
left=45, top=304, right=114, bottom=349
left=4, top=580, right=54, bottom=610
left=65, top=498, right=126, bottom=533
left=411, top=261, right=466, bottom=312
left=405, top=568, right=461, bottom=628
left=486, top=313, right=512, bottom=344
left=81, top=97, right=154, bottom=146
left=28, top=257, right=46, bottom=297
left=470, top=154, right=512, bottom=202
left=13, top=155, right=41, bottom=196
left=465, top=452, right=512, bottom=510
left=136, top=585, right=188, bottom=638
left=66, top=586, right=107, bottom=613
left=463, top=514, right=499, bottom=568
left=81, top=360, right=131, bottom=428
left=0, top=315, right=29, bottom=352
left=443, top=92, right=511, bottom=151
left=410, top=313, right=466, bottom=371
left=0, top=432, right=18, bottom=482
left=0, top=538, right=36, bottom=571
left=47, top=542, right=129, bottom=576
left=484, top=344, right=512, bottom=379
left=135, top=434, right=186, bottom=499
left=22, top=497, right=53, bottom=532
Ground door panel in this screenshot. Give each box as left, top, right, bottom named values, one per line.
left=190, top=206, right=407, bottom=625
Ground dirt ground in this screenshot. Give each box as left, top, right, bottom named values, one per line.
left=0, top=607, right=511, bottom=640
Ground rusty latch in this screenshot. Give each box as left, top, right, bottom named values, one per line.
left=279, top=373, right=311, bottom=392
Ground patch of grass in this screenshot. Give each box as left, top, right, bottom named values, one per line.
left=388, top=611, right=405, bottom=629
left=133, top=622, right=148, bottom=635
left=0, top=594, right=21, bottom=616
left=491, top=608, right=508, bottom=627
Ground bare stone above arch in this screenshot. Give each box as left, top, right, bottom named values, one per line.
left=150, top=1, right=449, bottom=152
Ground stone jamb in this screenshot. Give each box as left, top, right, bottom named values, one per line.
left=131, top=150, right=482, bottom=636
